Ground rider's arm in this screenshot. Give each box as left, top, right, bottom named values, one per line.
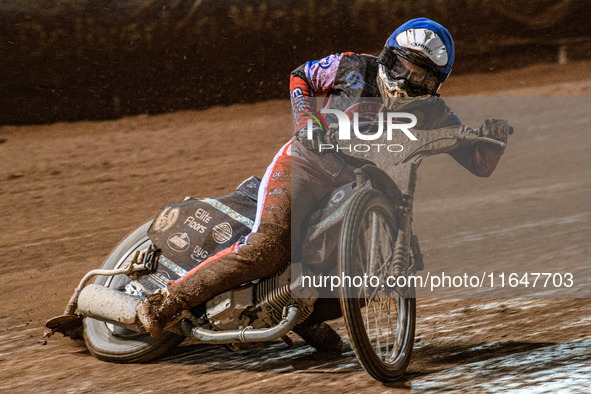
left=448, top=143, right=506, bottom=178
left=290, top=53, right=345, bottom=133
left=438, top=106, right=507, bottom=177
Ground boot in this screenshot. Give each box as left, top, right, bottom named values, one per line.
left=136, top=290, right=183, bottom=337
left=293, top=322, right=343, bottom=353
left=136, top=268, right=218, bottom=338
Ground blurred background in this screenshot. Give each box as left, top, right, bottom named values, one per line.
left=1, top=0, right=590, bottom=125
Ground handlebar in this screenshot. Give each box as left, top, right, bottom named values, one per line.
left=475, top=136, right=507, bottom=148
left=462, top=130, right=509, bottom=149
left=327, top=123, right=511, bottom=168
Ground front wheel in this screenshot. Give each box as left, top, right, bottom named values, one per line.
left=339, top=189, right=416, bottom=382
left=83, top=220, right=184, bottom=363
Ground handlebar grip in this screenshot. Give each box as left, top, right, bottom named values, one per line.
left=476, top=136, right=506, bottom=148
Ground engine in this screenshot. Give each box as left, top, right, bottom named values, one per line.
left=204, top=263, right=316, bottom=331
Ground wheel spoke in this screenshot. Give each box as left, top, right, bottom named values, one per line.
left=369, top=212, right=378, bottom=276
left=385, top=298, right=391, bottom=359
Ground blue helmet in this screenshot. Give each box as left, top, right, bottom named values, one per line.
left=387, top=17, right=454, bottom=81
left=377, top=18, right=454, bottom=98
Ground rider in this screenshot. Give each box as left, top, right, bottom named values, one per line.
left=136, top=18, right=511, bottom=348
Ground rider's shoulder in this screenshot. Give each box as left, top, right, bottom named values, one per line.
left=336, top=52, right=379, bottom=72
left=418, top=97, right=461, bottom=127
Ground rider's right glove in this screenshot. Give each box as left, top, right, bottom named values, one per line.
left=478, top=118, right=513, bottom=143
left=296, top=122, right=326, bottom=151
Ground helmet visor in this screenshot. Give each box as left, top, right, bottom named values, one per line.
left=384, top=56, right=440, bottom=96
left=377, top=46, right=443, bottom=97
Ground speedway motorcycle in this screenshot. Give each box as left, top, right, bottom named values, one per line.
left=46, top=122, right=508, bottom=382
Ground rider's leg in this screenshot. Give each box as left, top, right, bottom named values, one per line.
left=137, top=140, right=296, bottom=337
left=137, top=223, right=292, bottom=337
left=137, top=139, right=355, bottom=339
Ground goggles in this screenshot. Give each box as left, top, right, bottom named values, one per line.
left=378, top=46, right=443, bottom=97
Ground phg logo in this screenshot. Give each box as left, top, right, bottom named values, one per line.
left=307, top=109, right=418, bottom=152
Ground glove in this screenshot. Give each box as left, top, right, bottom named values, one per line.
left=478, top=119, right=513, bottom=142
left=297, top=122, right=326, bottom=151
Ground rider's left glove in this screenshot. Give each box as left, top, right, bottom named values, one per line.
left=479, top=118, right=512, bottom=143
left=296, top=123, right=326, bottom=151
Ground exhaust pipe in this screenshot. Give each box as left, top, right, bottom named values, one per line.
left=76, top=284, right=143, bottom=330
left=181, top=305, right=302, bottom=344
left=77, top=284, right=303, bottom=344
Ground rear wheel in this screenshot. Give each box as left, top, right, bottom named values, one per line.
left=83, top=220, right=184, bottom=363
left=339, top=189, right=416, bottom=382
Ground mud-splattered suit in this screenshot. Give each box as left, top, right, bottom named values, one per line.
left=136, top=52, right=506, bottom=338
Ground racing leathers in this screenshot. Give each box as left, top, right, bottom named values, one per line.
left=136, top=52, right=507, bottom=339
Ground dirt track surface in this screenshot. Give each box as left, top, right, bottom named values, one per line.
left=1, top=62, right=590, bottom=392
